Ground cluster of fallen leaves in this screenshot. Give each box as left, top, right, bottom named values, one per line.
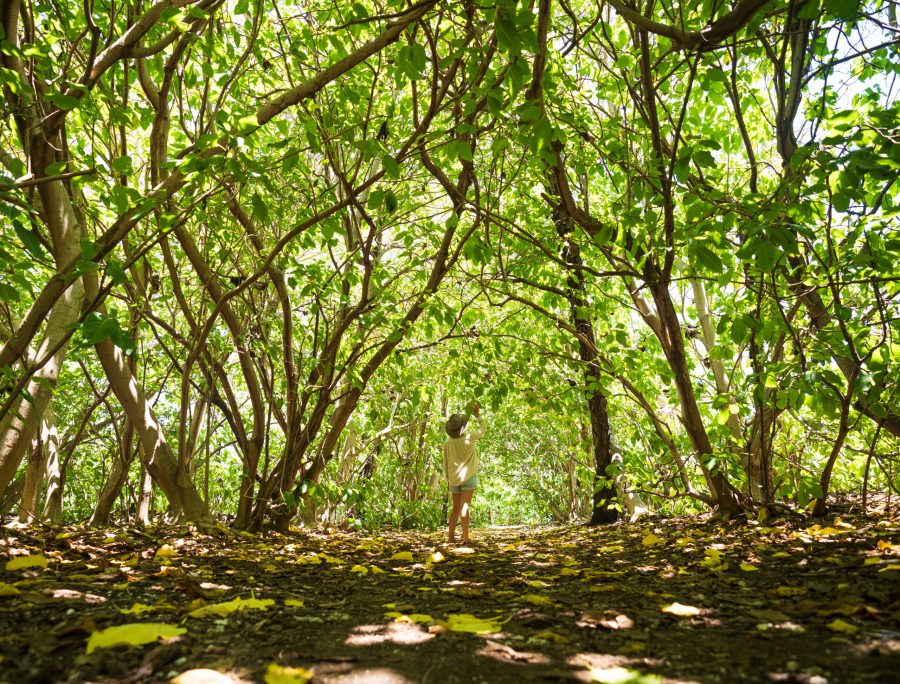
left=1, top=512, right=899, bottom=683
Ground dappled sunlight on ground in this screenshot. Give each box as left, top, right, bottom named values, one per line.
left=345, top=622, right=435, bottom=647
left=1, top=517, right=899, bottom=682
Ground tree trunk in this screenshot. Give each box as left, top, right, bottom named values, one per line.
left=41, top=410, right=63, bottom=524
left=651, top=279, right=740, bottom=516
left=0, top=279, right=84, bottom=499
left=558, top=229, right=617, bottom=524
left=18, top=435, right=47, bottom=523
left=136, top=463, right=153, bottom=525
left=94, top=338, right=209, bottom=522
left=1, top=475, right=25, bottom=519
left=746, top=406, right=777, bottom=503
left=90, top=419, right=135, bottom=526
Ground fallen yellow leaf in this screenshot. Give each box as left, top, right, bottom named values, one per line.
left=642, top=533, right=663, bottom=547
left=294, top=554, right=322, bottom=565
left=428, top=551, right=445, bottom=563
left=264, top=663, right=313, bottom=684
left=520, top=593, right=555, bottom=607
left=5, top=555, right=48, bottom=571
left=739, top=563, right=758, bottom=572
left=774, top=586, right=807, bottom=597
left=661, top=602, right=701, bottom=617
left=391, top=551, right=414, bottom=561
left=385, top=612, right=433, bottom=623
left=350, top=565, right=368, bottom=574
left=86, top=623, right=186, bottom=653
left=827, top=618, right=859, bottom=634
left=534, top=630, right=568, bottom=644
left=154, top=545, right=177, bottom=559
left=700, top=548, right=729, bottom=571
left=0, top=582, right=22, bottom=596
left=187, top=596, right=274, bottom=618
left=878, top=564, right=900, bottom=572
left=118, top=603, right=157, bottom=615
left=440, top=613, right=506, bottom=634
left=284, top=599, right=305, bottom=607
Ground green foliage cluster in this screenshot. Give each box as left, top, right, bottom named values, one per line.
left=0, top=0, right=898, bottom=529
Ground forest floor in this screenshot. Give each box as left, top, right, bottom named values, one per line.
left=1, top=509, right=899, bottom=684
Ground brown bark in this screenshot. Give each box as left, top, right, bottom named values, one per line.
left=89, top=419, right=136, bottom=526
left=93, top=337, right=209, bottom=522
left=650, top=279, right=740, bottom=515
left=136, top=463, right=153, bottom=525
left=18, top=436, right=47, bottom=523
left=531, top=0, right=617, bottom=524
left=41, top=410, right=63, bottom=523
left=606, top=0, right=772, bottom=52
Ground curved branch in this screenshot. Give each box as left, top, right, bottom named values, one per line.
left=606, top=0, right=773, bottom=51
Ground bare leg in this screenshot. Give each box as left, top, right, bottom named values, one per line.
left=448, top=491, right=462, bottom=543
left=459, top=489, right=474, bottom=543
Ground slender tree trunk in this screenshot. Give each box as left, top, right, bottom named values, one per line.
left=90, top=419, right=135, bottom=526
left=651, top=280, right=740, bottom=515
left=1, top=475, right=25, bottom=518
left=136, top=463, right=153, bottom=525
left=559, top=226, right=617, bottom=524
left=41, top=409, right=63, bottom=523
left=0, top=280, right=84, bottom=499
left=18, top=435, right=47, bottom=523
left=812, top=396, right=854, bottom=517
left=94, top=338, right=209, bottom=522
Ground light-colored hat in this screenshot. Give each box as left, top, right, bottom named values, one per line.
left=445, top=413, right=468, bottom=438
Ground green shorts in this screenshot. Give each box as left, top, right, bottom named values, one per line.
left=450, top=474, right=478, bottom=493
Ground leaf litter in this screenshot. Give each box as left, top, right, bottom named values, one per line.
left=0, top=513, right=898, bottom=682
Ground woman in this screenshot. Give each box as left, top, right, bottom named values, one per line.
left=443, top=403, right=486, bottom=545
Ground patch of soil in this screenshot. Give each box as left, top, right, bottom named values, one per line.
left=1, top=513, right=899, bottom=683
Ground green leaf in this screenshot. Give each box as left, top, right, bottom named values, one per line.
left=111, top=155, right=132, bottom=174
left=236, top=114, right=259, bottom=135
left=495, top=16, right=521, bottom=54
left=383, top=189, right=398, bottom=214
left=44, top=161, right=67, bottom=176
left=13, top=220, right=45, bottom=259
left=730, top=318, right=747, bottom=345
left=0, top=282, right=19, bottom=302
left=46, top=92, right=79, bottom=110
left=456, top=141, right=474, bottom=162
left=80, top=312, right=120, bottom=345
left=692, top=243, right=723, bottom=273
left=75, top=259, right=99, bottom=275
left=754, top=240, right=780, bottom=272
left=825, top=0, right=858, bottom=21
left=80, top=239, right=99, bottom=260
left=381, top=154, right=400, bottom=179
left=397, top=43, right=427, bottom=81
left=105, top=259, right=127, bottom=286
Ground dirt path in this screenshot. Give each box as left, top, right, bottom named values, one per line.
left=2, top=514, right=899, bottom=683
